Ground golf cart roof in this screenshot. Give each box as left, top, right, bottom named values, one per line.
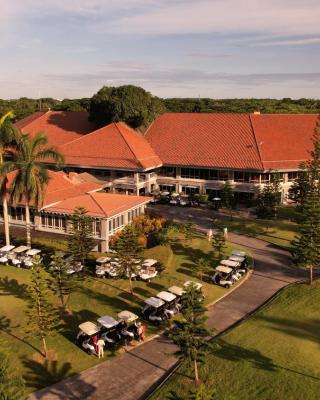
left=96, top=256, right=110, bottom=264
left=171, top=192, right=180, bottom=197
left=79, top=321, right=100, bottom=336
left=221, top=259, right=239, bottom=268
left=144, top=297, right=165, bottom=308
left=229, top=256, right=245, bottom=262
left=97, top=316, right=119, bottom=329
left=117, top=310, right=139, bottom=323
left=183, top=281, right=203, bottom=290
left=0, top=245, right=15, bottom=252
left=232, top=250, right=246, bottom=257
left=26, top=249, right=41, bottom=256
left=216, top=265, right=233, bottom=274
left=156, top=291, right=176, bottom=302
left=142, top=259, right=158, bottom=267
left=168, top=286, right=185, bottom=296
left=13, top=245, right=29, bottom=254
left=161, top=191, right=170, bottom=196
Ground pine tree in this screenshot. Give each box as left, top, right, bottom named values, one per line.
left=68, top=207, right=96, bottom=269
left=256, top=173, right=281, bottom=219
left=170, top=283, right=211, bottom=385
left=25, top=256, right=59, bottom=358
left=116, top=225, right=142, bottom=295
left=212, top=230, right=226, bottom=258
left=0, top=351, right=26, bottom=400
left=49, top=252, right=75, bottom=310
left=291, top=117, right=320, bottom=284
left=220, top=180, right=234, bottom=219
left=197, top=258, right=210, bottom=281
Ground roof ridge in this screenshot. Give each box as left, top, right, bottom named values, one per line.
left=114, top=123, right=144, bottom=169
left=248, top=114, right=265, bottom=170
left=89, top=192, right=107, bottom=218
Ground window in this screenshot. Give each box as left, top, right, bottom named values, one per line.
left=288, top=171, right=300, bottom=182
left=181, top=168, right=200, bottom=179
left=234, top=171, right=251, bottom=183
left=159, top=185, right=175, bottom=192
left=40, top=213, right=67, bottom=232
left=158, top=167, right=176, bottom=178
left=260, top=173, right=270, bottom=184
left=250, top=173, right=260, bottom=183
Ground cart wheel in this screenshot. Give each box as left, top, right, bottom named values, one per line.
left=224, top=284, right=230, bottom=289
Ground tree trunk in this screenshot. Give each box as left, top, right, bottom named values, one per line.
left=194, top=359, right=199, bottom=385
left=2, top=196, right=10, bottom=246
left=42, top=335, right=48, bottom=358
left=129, top=276, right=134, bottom=296
left=25, top=199, right=31, bottom=248
left=310, top=266, right=313, bottom=285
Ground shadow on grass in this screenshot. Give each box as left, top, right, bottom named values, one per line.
left=0, top=276, right=30, bottom=300
left=23, top=359, right=96, bottom=399
left=59, top=308, right=101, bottom=341
left=256, top=315, right=320, bottom=345
left=147, top=282, right=167, bottom=291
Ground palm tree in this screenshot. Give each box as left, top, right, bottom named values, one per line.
left=1, top=132, right=65, bottom=247
left=0, top=111, right=17, bottom=246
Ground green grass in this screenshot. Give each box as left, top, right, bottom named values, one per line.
left=214, top=214, right=298, bottom=249
left=0, top=232, right=249, bottom=394
left=151, top=281, right=320, bottom=400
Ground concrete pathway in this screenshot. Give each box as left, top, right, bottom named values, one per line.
left=29, top=206, right=306, bottom=400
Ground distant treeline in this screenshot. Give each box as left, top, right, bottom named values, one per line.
left=1, top=94, right=320, bottom=122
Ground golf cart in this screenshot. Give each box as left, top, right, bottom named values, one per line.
left=142, top=297, right=168, bottom=323
left=220, top=259, right=242, bottom=280
left=168, top=286, right=185, bottom=302
left=231, top=250, right=246, bottom=258
left=212, top=265, right=235, bottom=289
left=11, top=246, right=29, bottom=267
left=64, top=255, right=84, bottom=275
left=117, top=310, right=140, bottom=342
left=228, top=255, right=248, bottom=273
left=0, top=245, right=15, bottom=264
left=76, top=321, right=100, bottom=355
left=159, top=191, right=171, bottom=204
left=156, top=291, right=180, bottom=317
left=23, top=248, right=41, bottom=268
left=169, top=193, right=180, bottom=206
left=98, top=316, right=122, bottom=346
left=95, top=256, right=111, bottom=278
left=139, top=259, right=158, bottom=281
left=179, top=195, right=190, bottom=207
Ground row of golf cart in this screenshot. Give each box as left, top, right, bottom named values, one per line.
left=142, top=281, right=203, bottom=323
left=76, top=310, right=141, bottom=355
left=95, top=257, right=159, bottom=282
left=50, top=252, right=84, bottom=275
left=0, top=245, right=41, bottom=268
left=150, top=192, right=199, bottom=207
left=212, top=250, right=249, bottom=289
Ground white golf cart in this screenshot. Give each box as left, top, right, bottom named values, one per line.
left=183, top=281, right=204, bottom=301
left=220, top=259, right=242, bottom=280
left=11, top=246, right=29, bottom=267
left=156, top=291, right=180, bottom=318
left=76, top=321, right=100, bottom=354
left=95, top=256, right=110, bottom=278
left=228, top=255, right=248, bottom=273
left=232, top=250, right=246, bottom=257
left=139, top=259, right=158, bottom=281
left=212, top=265, right=235, bottom=288
left=23, top=248, right=41, bottom=268
left=142, top=297, right=167, bottom=323
left=169, top=193, right=180, bottom=206
left=117, top=310, right=140, bottom=342
left=97, top=316, right=122, bottom=346
left=0, top=245, right=15, bottom=264
left=64, top=255, right=84, bottom=275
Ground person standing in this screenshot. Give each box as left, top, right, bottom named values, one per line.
left=207, top=228, right=213, bottom=242
left=137, top=322, right=146, bottom=342
left=223, top=226, right=228, bottom=240
left=97, top=338, right=105, bottom=358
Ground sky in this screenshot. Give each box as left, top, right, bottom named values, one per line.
left=1, top=0, right=320, bottom=99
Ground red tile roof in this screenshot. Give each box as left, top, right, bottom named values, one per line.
left=59, top=122, right=162, bottom=171
left=145, top=113, right=263, bottom=170
left=15, top=111, right=95, bottom=147
left=146, top=113, right=320, bottom=171
left=5, top=170, right=103, bottom=208
left=45, top=192, right=151, bottom=218
left=250, top=114, right=319, bottom=170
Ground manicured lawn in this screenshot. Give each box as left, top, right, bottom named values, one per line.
left=0, top=232, right=249, bottom=394
left=151, top=281, right=320, bottom=400
left=214, top=214, right=298, bottom=249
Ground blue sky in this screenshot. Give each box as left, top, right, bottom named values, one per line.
left=1, top=0, right=320, bottom=99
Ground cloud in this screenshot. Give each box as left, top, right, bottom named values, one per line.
left=253, top=37, right=320, bottom=47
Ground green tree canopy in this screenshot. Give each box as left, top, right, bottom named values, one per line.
left=89, top=85, right=166, bottom=129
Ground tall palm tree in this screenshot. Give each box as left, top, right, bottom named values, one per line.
left=0, top=111, right=17, bottom=246
left=1, top=132, right=65, bottom=247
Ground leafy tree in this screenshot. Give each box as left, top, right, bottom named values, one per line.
left=0, top=111, right=17, bottom=246
left=115, top=225, right=142, bottom=295
left=197, top=257, right=210, bottom=281
left=89, top=85, right=166, bottom=129
left=170, top=283, right=210, bottom=385
left=212, top=230, right=226, bottom=258
left=256, top=173, right=281, bottom=219
left=220, top=181, right=234, bottom=218
left=156, top=223, right=179, bottom=246
left=0, top=351, right=26, bottom=400
left=181, top=222, right=195, bottom=242
left=1, top=132, right=64, bottom=247
left=291, top=118, right=320, bottom=284
left=49, top=252, right=75, bottom=310
left=68, top=207, right=96, bottom=268
left=25, top=256, right=59, bottom=358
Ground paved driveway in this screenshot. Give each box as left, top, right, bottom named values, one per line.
left=29, top=206, right=306, bottom=400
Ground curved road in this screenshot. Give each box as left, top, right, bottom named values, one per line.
left=29, top=207, right=306, bottom=400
